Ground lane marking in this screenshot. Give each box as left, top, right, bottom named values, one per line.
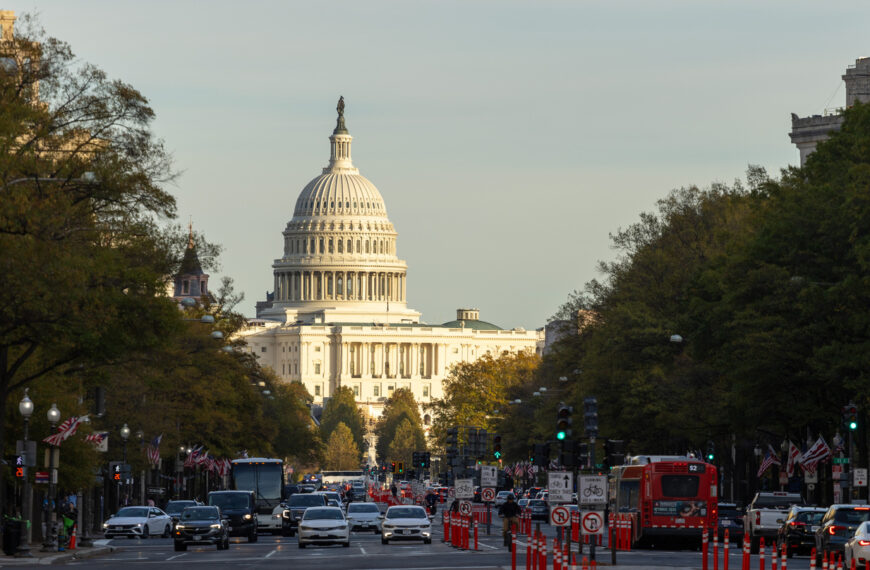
left=167, top=553, right=187, bottom=560
left=265, top=549, right=277, bottom=558
left=360, top=546, right=367, bottom=555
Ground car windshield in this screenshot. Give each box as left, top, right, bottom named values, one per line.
left=116, top=507, right=148, bottom=518
left=348, top=504, right=379, bottom=513
left=209, top=494, right=250, bottom=510
left=290, top=494, right=326, bottom=507
left=165, top=501, right=196, bottom=514
left=796, top=511, right=824, bottom=524
left=834, top=508, right=870, bottom=524
left=386, top=507, right=426, bottom=520
left=182, top=508, right=219, bottom=521
left=754, top=496, right=801, bottom=509
left=529, top=500, right=546, bottom=507
left=303, top=508, right=344, bottom=520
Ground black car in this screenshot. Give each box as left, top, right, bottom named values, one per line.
left=207, top=490, right=258, bottom=543
left=173, top=506, right=229, bottom=551
left=779, top=506, right=825, bottom=557
left=285, top=492, right=328, bottom=536
left=164, top=500, right=200, bottom=527
left=717, top=502, right=745, bottom=541
left=816, top=505, right=870, bottom=560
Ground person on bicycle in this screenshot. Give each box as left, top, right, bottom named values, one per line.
left=499, top=494, right=521, bottom=537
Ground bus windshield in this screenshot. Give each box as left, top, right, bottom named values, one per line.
left=233, top=461, right=283, bottom=501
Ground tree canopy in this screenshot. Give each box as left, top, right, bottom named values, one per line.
left=319, top=386, right=365, bottom=459
left=375, top=388, right=425, bottom=464
left=323, top=422, right=360, bottom=470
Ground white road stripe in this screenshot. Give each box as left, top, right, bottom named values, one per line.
left=360, top=546, right=367, bottom=555
left=265, top=549, right=277, bottom=558
left=167, top=553, right=187, bottom=560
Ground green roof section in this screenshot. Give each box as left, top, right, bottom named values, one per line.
left=439, top=319, right=503, bottom=331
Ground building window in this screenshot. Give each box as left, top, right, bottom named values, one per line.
left=353, top=385, right=359, bottom=397
left=261, top=347, right=267, bottom=353
left=182, top=280, right=189, bottom=295
left=423, top=385, right=429, bottom=398
left=373, top=385, right=380, bottom=397
left=387, top=385, right=394, bottom=393
left=315, top=346, right=321, bottom=352
left=201, top=280, right=206, bottom=293
left=314, top=363, right=321, bottom=374
left=424, top=414, right=431, bottom=426
left=282, top=364, right=285, bottom=375
left=314, top=385, right=321, bottom=396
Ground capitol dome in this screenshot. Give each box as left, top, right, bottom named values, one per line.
left=258, top=98, right=420, bottom=325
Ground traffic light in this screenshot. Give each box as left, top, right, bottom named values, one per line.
left=533, top=443, right=549, bottom=466
left=584, top=397, right=598, bottom=438
left=706, top=440, right=715, bottom=462
left=605, top=439, right=625, bottom=467
left=422, top=452, right=431, bottom=468
left=397, top=462, right=404, bottom=475
left=446, top=427, right=458, bottom=456
left=493, top=435, right=503, bottom=459
left=844, top=404, right=859, bottom=431
left=556, top=405, right=573, bottom=441
left=576, top=441, right=589, bottom=468
left=478, top=429, right=488, bottom=458
left=391, top=461, right=396, bottom=473
left=560, top=439, right=576, bottom=468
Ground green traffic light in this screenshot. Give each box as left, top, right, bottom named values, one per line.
left=706, top=453, right=714, bottom=461
left=556, top=431, right=566, bottom=440
left=850, top=420, right=858, bottom=430
left=494, top=451, right=502, bottom=459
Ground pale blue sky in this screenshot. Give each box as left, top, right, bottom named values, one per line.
left=20, top=1, right=870, bottom=329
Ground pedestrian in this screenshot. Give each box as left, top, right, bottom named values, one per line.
left=390, top=483, right=398, bottom=498
left=425, top=489, right=437, bottom=515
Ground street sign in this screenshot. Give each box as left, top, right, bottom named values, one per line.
left=550, top=505, right=571, bottom=526
left=480, top=465, right=497, bottom=487
left=855, top=468, right=868, bottom=487
left=35, top=471, right=48, bottom=484
left=455, top=478, right=474, bottom=499
left=834, top=457, right=851, bottom=464
left=481, top=487, right=496, bottom=502
left=458, top=500, right=472, bottom=516
left=804, top=470, right=818, bottom=484
left=578, top=475, right=607, bottom=505
left=146, top=486, right=166, bottom=496
left=581, top=510, right=605, bottom=535
left=548, top=472, right=573, bottom=504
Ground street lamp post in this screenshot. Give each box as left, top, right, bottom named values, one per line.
left=41, top=403, right=61, bottom=552
left=16, top=390, right=34, bottom=558
left=120, top=424, right=130, bottom=509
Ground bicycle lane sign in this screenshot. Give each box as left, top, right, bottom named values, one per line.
left=578, top=475, right=608, bottom=506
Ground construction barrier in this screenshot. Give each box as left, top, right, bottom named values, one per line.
left=809, top=547, right=816, bottom=570
left=702, top=527, right=709, bottom=570
left=511, top=530, right=517, bottom=570
left=760, top=537, right=766, bottom=570
left=742, top=533, right=750, bottom=570
left=571, top=510, right=580, bottom=542
left=612, top=513, right=632, bottom=551
left=723, top=529, right=730, bottom=570
left=473, top=520, right=478, bottom=551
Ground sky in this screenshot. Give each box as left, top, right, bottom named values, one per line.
left=16, top=1, right=870, bottom=329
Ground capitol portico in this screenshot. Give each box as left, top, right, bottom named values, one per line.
left=240, top=99, right=542, bottom=430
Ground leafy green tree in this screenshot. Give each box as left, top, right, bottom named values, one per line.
left=387, top=419, right=418, bottom=468
left=319, top=386, right=365, bottom=457
left=323, top=422, right=360, bottom=470
left=263, top=378, right=321, bottom=466
left=375, top=388, right=425, bottom=464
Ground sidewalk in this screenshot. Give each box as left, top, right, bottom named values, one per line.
left=0, top=541, right=114, bottom=566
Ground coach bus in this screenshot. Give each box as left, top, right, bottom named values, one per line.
left=231, top=458, right=285, bottom=534
left=609, top=455, right=718, bottom=547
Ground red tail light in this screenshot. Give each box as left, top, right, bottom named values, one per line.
left=789, top=521, right=805, bottom=527
left=755, top=512, right=761, bottom=525
left=829, top=525, right=846, bottom=535
left=859, top=540, right=870, bottom=546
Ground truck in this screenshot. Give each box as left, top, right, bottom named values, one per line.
left=744, top=491, right=805, bottom=553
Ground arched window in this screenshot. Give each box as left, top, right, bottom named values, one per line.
left=319, top=238, right=324, bottom=254
left=346, top=239, right=352, bottom=253
left=329, top=238, right=334, bottom=253
left=424, top=414, right=431, bottom=426
left=365, top=240, right=370, bottom=254
left=356, top=240, right=361, bottom=253
left=337, top=239, right=343, bottom=253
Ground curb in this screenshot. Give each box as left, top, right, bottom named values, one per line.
left=0, top=545, right=114, bottom=566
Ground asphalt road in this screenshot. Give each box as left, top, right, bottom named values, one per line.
left=58, top=524, right=824, bottom=569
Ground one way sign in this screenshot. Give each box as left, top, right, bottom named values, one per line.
left=548, top=471, right=573, bottom=504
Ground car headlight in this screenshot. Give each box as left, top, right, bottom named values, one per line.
left=135, top=523, right=143, bottom=527
left=210, top=524, right=221, bottom=529
left=175, top=525, right=185, bottom=530
left=243, top=514, right=253, bottom=520
left=102, top=523, right=109, bottom=529
left=299, top=525, right=313, bottom=531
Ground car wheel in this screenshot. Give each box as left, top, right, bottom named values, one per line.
left=174, top=541, right=187, bottom=552
left=424, top=538, right=432, bottom=545
left=375, top=528, right=381, bottom=534
left=343, top=541, right=350, bottom=548
left=224, top=537, right=230, bottom=550
left=299, top=541, right=306, bottom=549
left=162, top=525, right=171, bottom=538
left=142, top=526, right=150, bottom=539
left=382, top=537, right=389, bottom=545
left=248, top=531, right=258, bottom=543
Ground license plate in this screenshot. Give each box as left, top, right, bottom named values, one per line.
left=362, top=524, right=369, bottom=527
left=193, top=535, right=201, bottom=541
left=675, top=518, right=685, bottom=524
left=811, top=526, right=818, bottom=532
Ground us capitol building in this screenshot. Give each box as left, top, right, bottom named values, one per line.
left=239, top=99, right=543, bottom=427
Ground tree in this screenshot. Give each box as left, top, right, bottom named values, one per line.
left=323, top=422, right=360, bottom=470
left=375, top=388, right=425, bottom=464
left=387, top=419, right=418, bottom=468
left=0, top=13, right=181, bottom=508
left=263, top=377, right=321, bottom=466
left=319, top=386, right=365, bottom=457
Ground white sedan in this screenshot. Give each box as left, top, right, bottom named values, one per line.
left=298, top=507, right=350, bottom=548
left=381, top=505, right=431, bottom=544
left=103, top=506, right=172, bottom=539
left=845, top=521, right=870, bottom=567
left=346, top=502, right=382, bottom=533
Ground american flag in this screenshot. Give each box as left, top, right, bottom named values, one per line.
left=801, top=436, right=832, bottom=474
left=786, top=441, right=802, bottom=477
left=503, top=465, right=512, bottom=475
left=146, top=434, right=162, bottom=467
left=756, top=444, right=782, bottom=478
left=85, top=432, right=107, bottom=444
left=184, top=445, right=203, bottom=468
left=513, top=463, right=523, bottom=477
left=43, top=415, right=88, bottom=446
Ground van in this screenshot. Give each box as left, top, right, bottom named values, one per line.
left=207, top=490, right=258, bottom=542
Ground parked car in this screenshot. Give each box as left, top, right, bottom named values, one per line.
left=494, top=491, right=516, bottom=508
left=103, top=506, right=172, bottom=539
left=164, top=500, right=201, bottom=527
left=717, top=502, right=745, bottom=541
left=845, top=521, right=870, bottom=568
left=297, top=506, right=350, bottom=548
left=286, top=492, right=328, bottom=536
left=778, top=506, right=825, bottom=557
left=816, top=504, right=870, bottom=561
left=381, top=505, right=432, bottom=544
left=207, top=490, right=258, bottom=543
left=346, top=502, right=382, bottom=533
left=526, top=499, right=549, bottom=521
left=173, top=506, right=229, bottom=551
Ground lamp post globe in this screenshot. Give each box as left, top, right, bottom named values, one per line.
left=19, top=391, right=33, bottom=419
left=16, top=390, right=34, bottom=557
left=42, top=404, right=61, bottom=552
left=47, top=403, right=60, bottom=424
left=120, top=423, right=131, bottom=441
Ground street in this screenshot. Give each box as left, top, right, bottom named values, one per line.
left=50, top=524, right=826, bottom=569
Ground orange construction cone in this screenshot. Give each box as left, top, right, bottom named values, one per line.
left=69, top=525, right=77, bottom=550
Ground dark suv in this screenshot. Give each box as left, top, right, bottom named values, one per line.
left=173, top=506, right=229, bottom=551
left=779, top=506, right=825, bottom=557
left=717, top=502, right=745, bottom=541
left=815, top=504, right=870, bottom=560
left=207, top=490, right=258, bottom=542
left=285, top=493, right=328, bottom=536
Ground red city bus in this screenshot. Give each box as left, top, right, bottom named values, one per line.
left=609, top=455, right=718, bottom=547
